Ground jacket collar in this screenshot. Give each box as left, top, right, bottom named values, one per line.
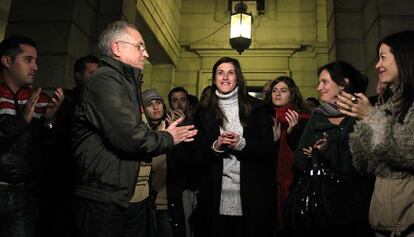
left=313, top=112, right=354, bottom=130
left=100, top=56, right=143, bottom=84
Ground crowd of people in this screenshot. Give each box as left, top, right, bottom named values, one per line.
left=0, top=19, right=413, bottom=237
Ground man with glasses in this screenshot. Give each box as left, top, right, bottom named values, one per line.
left=72, top=21, right=197, bottom=237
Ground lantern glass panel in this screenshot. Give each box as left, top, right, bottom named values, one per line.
left=230, top=13, right=251, bottom=39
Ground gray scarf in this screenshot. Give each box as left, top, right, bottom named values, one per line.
left=316, top=102, right=343, bottom=117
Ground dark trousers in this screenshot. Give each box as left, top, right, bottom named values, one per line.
left=215, top=215, right=245, bottom=237
left=155, top=210, right=173, bottom=237
left=0, top=184, right=39, bottom=237
left=74, top=197, right=155, bottom=237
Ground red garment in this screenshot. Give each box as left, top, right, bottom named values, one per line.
left=274, top=104, right=310, bottom=229
left=0, top=83, right=50, bottom=118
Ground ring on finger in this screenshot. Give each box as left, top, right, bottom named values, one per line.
left=351, top=96, right=358, bottom=104
left=347, top=104, right=352, bottom=112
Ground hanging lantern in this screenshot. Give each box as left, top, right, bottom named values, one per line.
left=230, top=2, right=252, bottom=54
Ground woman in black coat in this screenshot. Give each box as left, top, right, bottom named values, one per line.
left=291, top=61, right=374, bottom=237
left=191, top=57, right=277, bottom=237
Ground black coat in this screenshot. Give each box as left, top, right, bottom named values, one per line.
left=292, top=112, right=374, bottom=236
left=191, top=96, right=277, bottom=237
left=166, top=143, right=191, bottom=237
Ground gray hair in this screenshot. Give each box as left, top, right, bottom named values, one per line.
left=98, top=21, right=137, bottom=57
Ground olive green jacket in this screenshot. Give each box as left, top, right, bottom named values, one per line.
left=72, top=57, right=174, bottom=207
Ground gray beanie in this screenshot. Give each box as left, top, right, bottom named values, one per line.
left=142, top=88, right=163, bottom=105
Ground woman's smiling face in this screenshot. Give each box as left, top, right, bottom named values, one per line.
left=214, top=62, right=237, bottom=94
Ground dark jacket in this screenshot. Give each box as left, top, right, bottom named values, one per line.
left=72, top=57, right=174, bottom=207
left=166, top=143, right=191, bottom=237
left=0, top=83, right=54, bottom=186
left=150, top=121, right=189, bottom=237
left=295, top=112, right=365, bottom=175
left=293, top=112, right=374, bottom=234
left=192, top=96, right=276, bottom=237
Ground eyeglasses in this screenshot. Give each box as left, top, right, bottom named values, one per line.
left=117, top=41, right=147, bottom=52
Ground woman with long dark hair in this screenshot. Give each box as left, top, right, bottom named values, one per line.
left=337, top=30, right=414, bottom=237
left=265, top=76, right=310, bottom=234
left=191, top=57, right=276, bottom=237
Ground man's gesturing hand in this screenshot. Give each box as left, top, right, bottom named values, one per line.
left=164, top=117, right=198, bottom=145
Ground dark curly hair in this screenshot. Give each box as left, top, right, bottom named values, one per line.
left=265, top=76, right=309, bottom=112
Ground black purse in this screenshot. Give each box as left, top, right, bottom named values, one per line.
left=284, top=150, right=364, bottom=232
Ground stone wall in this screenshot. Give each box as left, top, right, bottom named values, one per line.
left=328, top=0, right=414, bottom=95
left=176, top=0, right=328, bottom=98
left=0, top=0, right=11, bottom=40
left=3, top=0, right=414, bottom=98
left=4, top=0, right=123, bottom=91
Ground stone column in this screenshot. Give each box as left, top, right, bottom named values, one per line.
left=328, top=0, right=414, bottom=95
left=5, top=0, right=122, bottom=90
left=0, top=0, right=12, bottom=40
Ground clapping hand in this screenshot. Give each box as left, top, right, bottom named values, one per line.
left=166, top=109, right=186, bottom=125
left=285, top=109, right=299, bottom=134
left=272, top=117, right=281, bottom=142
left=44, top=88, right=64, bottom=122
left=336, top=91, right=371, bottom=120
left=214, top=131, right=241, bottom=150
left=303, top=132, right=328, bottom=158
left=23, top=88, right=41, bottom=123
